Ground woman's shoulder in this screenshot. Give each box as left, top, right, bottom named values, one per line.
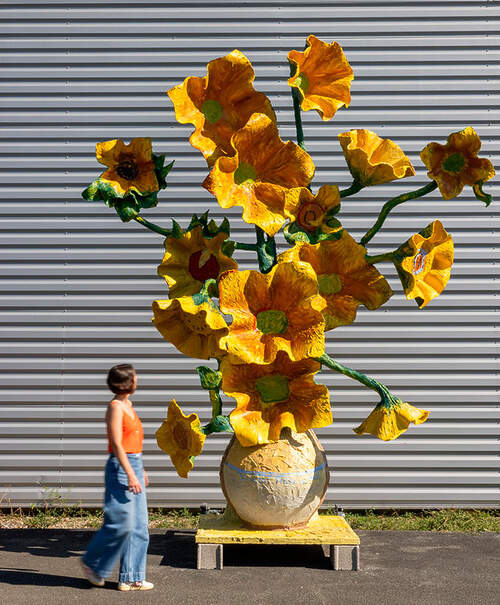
left=107, top=399, right=125, bottom=415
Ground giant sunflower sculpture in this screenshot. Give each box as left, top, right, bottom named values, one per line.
left=81, top=37, right=494, bottom=497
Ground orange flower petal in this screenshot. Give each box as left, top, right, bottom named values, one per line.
left=338, top=129, right=415, bottom=186
left=288, top=35, right=354, bottom=121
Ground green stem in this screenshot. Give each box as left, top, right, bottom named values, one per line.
left=360, top=181, right=438, bottom=247
left=209, top=389, right=222, bottom=418
left=255, top=226, right=275, bottom=273
left=267, top=235, right=277, bottom=267
left=365, top=251, right=396, bottom=265
left=289, top=61, right=306, bottom=151
left=134, top=215, right=172, bottom=237
left=339, top=180, right=363, bottom=198
left=234, top=241, right=258, bottom=252
left=316, top=353, right=392, bottom=403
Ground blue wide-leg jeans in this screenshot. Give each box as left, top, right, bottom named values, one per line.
left=82, top=453, right=149, bottom=583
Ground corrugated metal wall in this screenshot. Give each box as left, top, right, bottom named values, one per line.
left=1, top=0, right=498, bottom=509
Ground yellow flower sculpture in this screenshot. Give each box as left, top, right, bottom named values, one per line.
left=393, top=219, right=454, bottom=309
left=285, top=185, right=341, bottom=235
left=279, top=231, right=393, bottom=330
left=158, top=226, right=238, bottom=298
left=218, top=261, right=326, bottom=365
left=156, top=399, right=206, bottom=478
left=152, top=296, right=228, bottom=360
left=338, top=130, right=415, bottom=187
left=168, top=50, right=276, bottom=166
left=354, top=400, right=429, bottom=441
left=221, top=352, right=332, bottom=446
left=203, top=113, right=315, bottom=236
left=288, top=35, right=354, bottom=121
left=420, top=127, right=495, bottom=200
left=96, top=138, right=159, bottom=196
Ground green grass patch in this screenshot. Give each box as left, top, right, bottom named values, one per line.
left=342, top=509, right=500, bottom=533
left=1, top=505, right=498, bottom=533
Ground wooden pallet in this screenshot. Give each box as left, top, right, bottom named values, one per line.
left=196, top=514, right=360, bottom=570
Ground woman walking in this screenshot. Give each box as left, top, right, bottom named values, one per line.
left=80, top=363, right=153, bottom=591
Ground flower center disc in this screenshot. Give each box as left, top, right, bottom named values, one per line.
left=116, top=157, right=139, bottom=180
left=234, top=162, right=257, bottom=185
left=318, top=273, right=343, bottom=295
left=442, top=152, right=466, bottom=173
left=201, top=99, right=223, bottom=124
left=188, top=250, right=220, bottom=282
left=173, top=422, right=190, bottom=451
left=412, top=249, right=427, bottom=275
left=256, top=309, right=288, bottom=334
left=298, top=202, right=324, bottom=231
left=294, top=72, right=310, bottom=93
left=255, top=374, right=290, bottom=404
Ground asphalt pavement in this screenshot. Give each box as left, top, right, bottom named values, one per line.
left=0, top=528, right=499, bottom=605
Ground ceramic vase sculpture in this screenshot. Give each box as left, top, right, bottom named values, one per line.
left=220, top=428, right=329, bottom=529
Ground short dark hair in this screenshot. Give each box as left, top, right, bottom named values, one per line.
left=107, top=364, right=136, bottom=395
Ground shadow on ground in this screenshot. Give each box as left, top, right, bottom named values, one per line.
left=160, top=529, right=331, bottom=569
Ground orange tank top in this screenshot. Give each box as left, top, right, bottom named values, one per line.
left=107, top=403, right=144, bottom=454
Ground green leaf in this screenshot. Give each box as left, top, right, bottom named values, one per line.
left=81, top=179, right=103, bottom=202
left=196, top=366, right=222, bottom=390
left=187, top=214, right=202, bottom=231
left=152, top=154, right=174, bottom=190
left=219, top=217, right=230, bottom=236
left=207, top=219, right=218, bottom=234
left=171, top=219, right=184, bottom=238
left=221, top=239, right=236, bottom=258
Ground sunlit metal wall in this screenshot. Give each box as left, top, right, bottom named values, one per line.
left=1, top=0, right=498, bottom=508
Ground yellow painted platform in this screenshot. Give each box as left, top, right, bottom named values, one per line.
left=196, top=514, right=360, bottom=545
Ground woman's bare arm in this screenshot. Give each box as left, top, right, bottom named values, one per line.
left=106, top=402, right=142, bottom=494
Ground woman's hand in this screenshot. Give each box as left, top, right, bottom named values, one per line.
left=128, top=473, right=142, bottom=494
left=143, top=469, right=149, bottom=487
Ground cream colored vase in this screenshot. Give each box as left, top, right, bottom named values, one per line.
left=220, top=428, right=329, bottom=529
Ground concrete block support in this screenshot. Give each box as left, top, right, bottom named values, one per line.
left=197, top=543, right=223, bottom=570
left=330, top=545, right=360, bottom=571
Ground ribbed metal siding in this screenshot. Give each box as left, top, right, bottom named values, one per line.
left=0, top=0, right=498, bottom=509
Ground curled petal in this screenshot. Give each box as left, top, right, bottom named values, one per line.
left=152, top=296, right=228, bottom=360
left=288, top=35, right=354, bottom=121
left=354, top=401, right=429, bottom=441
left=394, top=220, right=454, bottom=308
left=338, top=129, right=415, bottom=186
left=155, top=399, right=206, bottom=478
